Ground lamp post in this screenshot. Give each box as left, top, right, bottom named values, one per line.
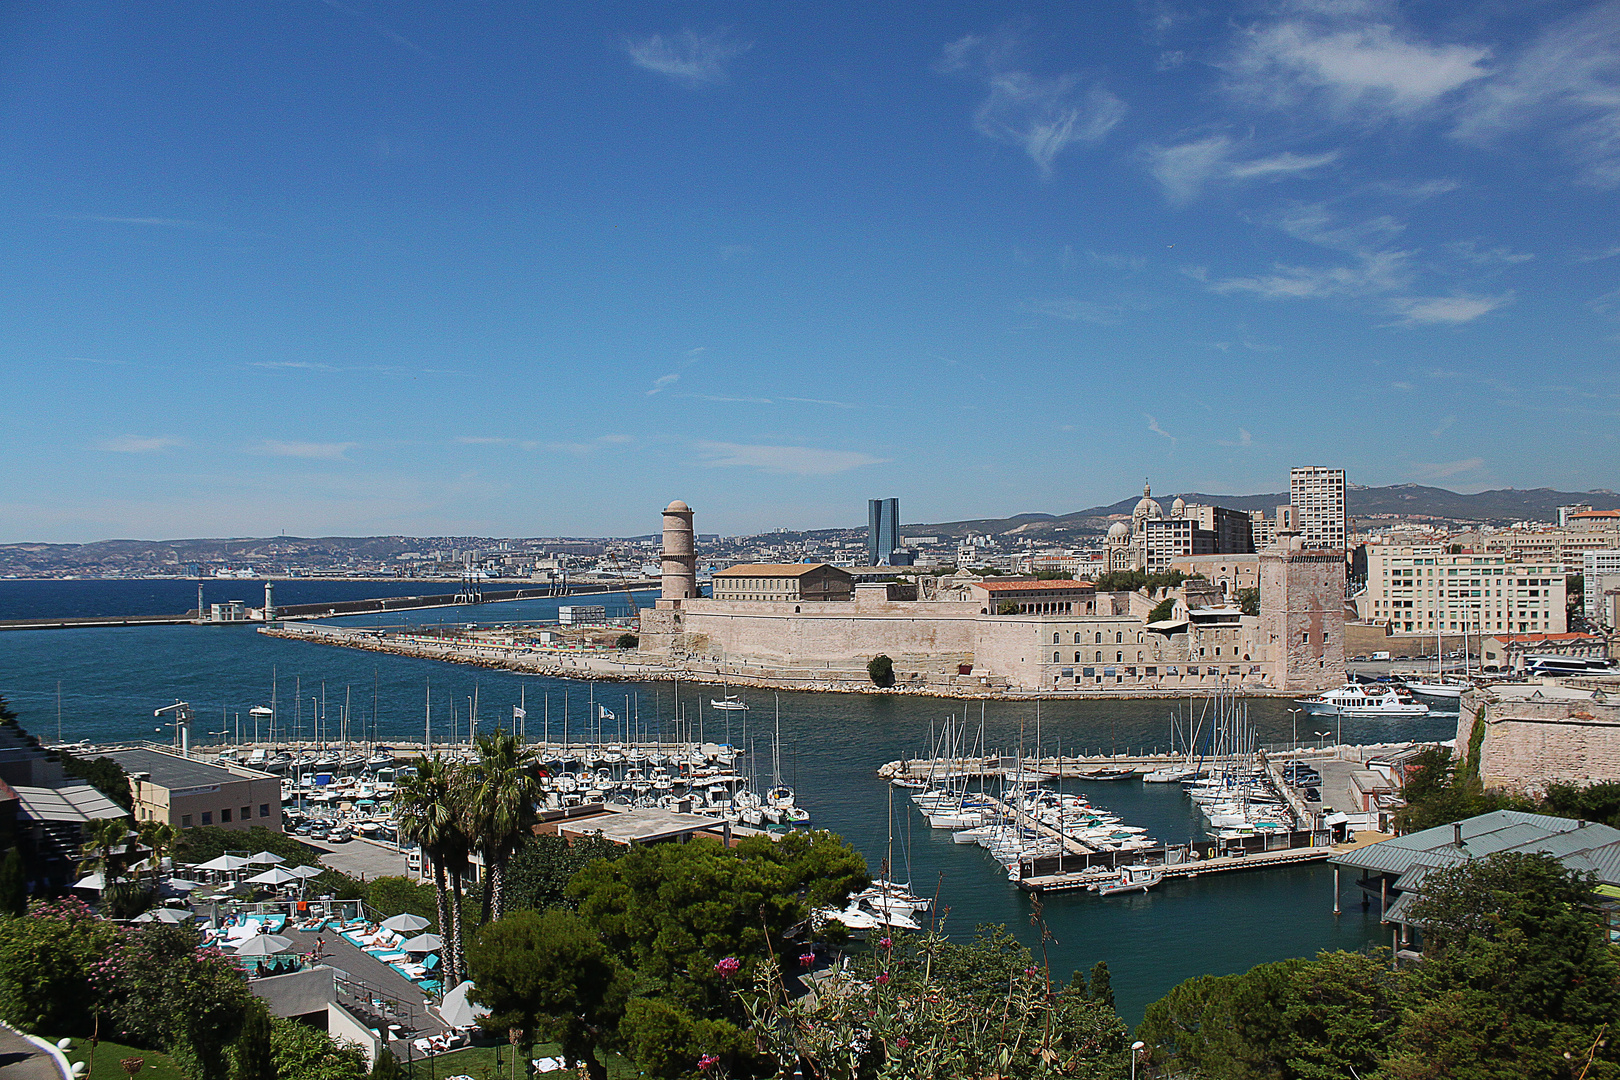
left=1287, top=707, right=1302, bottom=752
left=1315, top=730, right=1331, bottom=752
left=1131, top=1040, right=1146, bottom=1080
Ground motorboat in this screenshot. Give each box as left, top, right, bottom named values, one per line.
left=1092, top=865, right=1164, bottom=895
left=1401, top=677, right=1470, bottom=700
left=1296, top=685, right=1429, bottom=717
left=710, top=694, right=748, bottom=711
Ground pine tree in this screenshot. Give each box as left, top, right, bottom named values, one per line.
left=368, top=1047, right=403, bottom=1080
left=234, top=1003, right=275, bottom=1080
left=1088, top=960, right=1113, bottom=1010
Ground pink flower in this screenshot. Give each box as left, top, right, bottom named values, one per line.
left=713, top=957, right=740, bottom=978
left=1024, top=967, right=1040, bottom=978
left=698, top=1054, right=719, bottom=1071
left=896, top=1037, right=910, bottom=1050
left=798, top=953, right=815, bottom=968
left=875, top=972, right=890, bottom=986
left=877, top=937, right=892, bottom=950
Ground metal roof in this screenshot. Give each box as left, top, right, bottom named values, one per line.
left=100, top=748, right=259, bottom=791
left=1332, top=810, right=1620, bottom=884
left=13, top=783, right=127, bottom=824
left=558, top=806, right=723, bottom=845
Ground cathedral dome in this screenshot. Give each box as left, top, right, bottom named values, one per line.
left=1171, top=496, right=1186, bottom=516
left=1132, top=480, right=1163, bottom=521
left=1107, top=520, right=1131, bottom=542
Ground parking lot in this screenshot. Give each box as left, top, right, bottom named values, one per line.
left=313, top=836, right=411, bottom=881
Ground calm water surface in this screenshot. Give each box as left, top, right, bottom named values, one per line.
left=0, top=586, right=1451, bottom=1023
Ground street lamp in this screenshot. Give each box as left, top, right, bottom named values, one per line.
left=1131, top=1041, right=1146, bottom=1080
left=1287, top=707, right=1303, bottom=751
left=1315, top=730, right=1332, bottom=752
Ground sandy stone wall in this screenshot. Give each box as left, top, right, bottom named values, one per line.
left=1259, top=549, right=1346, bottom=692
left=1457, top=688, right=1620, bottom=792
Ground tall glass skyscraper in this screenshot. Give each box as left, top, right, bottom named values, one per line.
left=868, top=498, right=899, bottom=566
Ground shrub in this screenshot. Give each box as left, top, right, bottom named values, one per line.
left=0, top=896, right=120, bottom=1035
left=867, top=655, right=895, bottom=687
left=615, top=633, right=638, bottom=649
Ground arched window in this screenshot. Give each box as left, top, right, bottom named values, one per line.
left=1053, top=633, right=1060, bottom=644
left=1095, top=651, right=1103, bottom=662
left=1115, top=631, right=1123, bottom=644
left=1054, top=652, right=1060, bottom=662
left=1116, top=651, right=1123, bottom=662
left=1137, top=632, right=1144, bottom=644
left=1075, top=652, right=1082, bottom=662
left=1095, top=632, right=1102, bottom=644
left=1074, top=632, right=1082, bottom=643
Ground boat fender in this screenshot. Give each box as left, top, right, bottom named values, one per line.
left=1207, top=847, right=1216, bottom=859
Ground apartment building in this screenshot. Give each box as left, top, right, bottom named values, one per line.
left=1290, top=466, right=1347, bottom=551
left=1358, top=545, right=1567, bottom=636
left=1583, top=550, right=1620, bottom=627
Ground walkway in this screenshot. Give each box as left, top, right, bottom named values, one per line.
left=0, top=1027, right=64, bottom=1080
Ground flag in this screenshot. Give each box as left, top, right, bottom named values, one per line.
left=513, top=707, right=526, bottom=719
left=599, top=706, right=615, bottom=721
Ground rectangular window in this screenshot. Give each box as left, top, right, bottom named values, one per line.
left=201, top=812, right=213, bottom=825
left=260, top=804, right=271, bottom=818
left=221, top=808, right=231, bottom=823
left=243, top=806, right=252, bottom=820
left=182, top=814, right=192, bottom=827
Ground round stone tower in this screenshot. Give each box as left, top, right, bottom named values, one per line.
left=660, top=500, right=697, bottom=604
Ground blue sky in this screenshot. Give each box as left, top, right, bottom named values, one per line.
left=1, top=0, right=1617, bottom=541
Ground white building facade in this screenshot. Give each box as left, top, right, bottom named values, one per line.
left=1290, top=466, right=1346, bottom=551
left=1358, top=545, right=1566, bottom=637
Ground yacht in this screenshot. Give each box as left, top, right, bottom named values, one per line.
left=1296, top=685, right=1429, bottom=717
left=1401, top=677, right=1470, bottom=700
left=710, top=694, right=748, bottom=711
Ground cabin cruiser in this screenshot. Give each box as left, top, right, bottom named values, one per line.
left=1296, top=684, right=1429, bottom=717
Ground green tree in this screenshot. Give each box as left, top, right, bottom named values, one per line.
left=867, top=654, right=895, bottom=687
left=1387, top=853, right=1620, bottom=1079
left=1539, top=780, right=1620, bottom=827
left=467, top=909, right=628, bottom=1080
left=615, top=633, right=638, bottom=649
left=1147, top=598, right=1176, bottom=623
left=463, top=729, right=541, bottom=925
left=996, top=599, right=1023, bottom=615
left=1033, top=570, right=1074, bottom=580
left=1392, top=747, right=1530, bottom=833
left=136, top=820, right=179, bottom=889
left=504, top=834, right=623, bottom=913
left=59, top=753, right=133, bottom=812
left=175, top=827, right=319, bottom=869
left=1237, top=587, right=1260, bottom=617
left=0, top=896, right=120, bottom=1035
left=367, top=1047, right=403, bottom=1080
left=0, top=848, right=26, bottom=917
left=362, top=876, right=439, bottom=925
left=1088, top=960, right=1113, bottom=1009
left=109, top=923, right=254, bottom=1080
left=267, top=1017, right=367, bottom=1080
left=618, top=998, right=748, bottom=1080
left=395, top=756, right=470, bottom=985
left=234, top=1003, right=276, bottom=1080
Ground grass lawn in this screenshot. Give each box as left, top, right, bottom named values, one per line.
left=61, top=1038, right=188, bottom=1080
left=415, top=1041, right=638, bottom=1080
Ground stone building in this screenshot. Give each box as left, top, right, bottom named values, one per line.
left=1104, top=482, right=1253, bottom=573
left=710, top=563, right=854, bottom=603
left=1455, top=680, right=1620, bottom=793
left=1258, top=543, right=1346, bottom=693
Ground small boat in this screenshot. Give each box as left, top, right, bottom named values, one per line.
left=1091, top=865, right=1164, bottom=896
left=1078, top=769, right=1138, bottom=782
left=710, top=694, right=748, bottom=711
left=1402, top=678, right=1469, bottom=700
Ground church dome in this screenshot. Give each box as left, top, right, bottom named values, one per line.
left=1171, top=496, right=1186, bottom=516
left=1132, top=480, right=1163, bottom=521
left=1107, top=520, right=1131, bottom=541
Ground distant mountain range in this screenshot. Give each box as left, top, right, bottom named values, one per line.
left=905, top=485, right=1620, bottom=538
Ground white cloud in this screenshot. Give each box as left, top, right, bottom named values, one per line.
left=1144, top=414, right=1178, bottom=446
left=1144, top=134, right=1339, bottom=202
left=626, top=29, right=750, bottom=87
left=1025, top=297, right=1123, bottom=324
left=1452, top=1, right=1620, bottom=188
left=1206, top=204, right=1417, bottom=301
left=53, top=214, right=200, bottom=227
left=647, top=372, right=681, bottom=395
left=1388, top=293, right=1511, bottom=324
left=1229, top=17, right=1491, bottom=118
left=1430, top=415, right=1456, bottom=438
left=1410, top=457, right=1485, bottom=480
left=694, top=442, right=887, bottom=476
left=1442, top=240, right=1534, bottom=266
left=254, top=440, right=357, bottom=460
left=98, top=435, right=184, bottom=453
left=249, top=360, right=339, bottom=371
left=939, top=35, right=1125, bottom=177
left=1216, top=428, right=1254, bottom=447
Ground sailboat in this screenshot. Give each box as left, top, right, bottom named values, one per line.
left=763, top=696, right=809, bottom=826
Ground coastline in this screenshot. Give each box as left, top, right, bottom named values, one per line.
left=259, top=623, right=1306, bottom=700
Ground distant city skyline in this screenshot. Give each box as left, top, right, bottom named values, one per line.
left=2, top=2, right=1617, bottom=543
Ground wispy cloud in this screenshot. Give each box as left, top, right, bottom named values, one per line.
left=543, top=434, right=635, bottom=456
left=694, top=442, right=887, bottom=476
left=98, top=435, right=185, bottom=453
left=1431, top=415, right=1456, bottom=438
left=647, top=373, right=681, bottom=396
left=1388, top=293, right=1512, bottom=325
left=1207, top=204, right=1414, bottom=300
left=1144, top=414, right=1178, bottom=446
left=626, top=29, right=750, bottom=87
left=1227, top=14, right=1491, bottom=119
left=1144, top=134, right=1339, bottom=203
left=1452, top=1, right=1620, bottom=188
left=456, top=436, right=541, bottom=451
left=1216, top=428, right=1254, bottom=447
left=1442, top=240, right=1535, bottom=266
left=316, top=0, right=433, bottom=57
left=938, top=34, right=1125, bottom=177
left=254, top=440, right=357, bottom=460
left=249, top=360, right=339, bottom=371
left=53, top=215, right=200, bottom=227
left=1411, top=457, right=1485, bottom=480
left=1025, top=297, right=1124, bottom=324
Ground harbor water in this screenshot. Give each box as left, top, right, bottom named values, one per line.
left=0, top=583, right=1460, bottom=1023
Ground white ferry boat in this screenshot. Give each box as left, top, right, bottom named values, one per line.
left=1296, top=685, right=1429, bottom=717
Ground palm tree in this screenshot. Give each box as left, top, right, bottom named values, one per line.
left=79, top=817, right=131, bottom=884
left=136, top=820, right=178, bottom=889
left=396, top=757, right=470, bottom=984
left=464, top=729, right=540, bottom=925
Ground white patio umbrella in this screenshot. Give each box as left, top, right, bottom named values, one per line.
left=72, top=873, right=105, bottom=891
left=247, top=851, right=286, bottom=866
left=380, top=913, right=432, bottom=933
left=133, top=908, right=191, bottom=924
left=163, top=878, right=201, bottom=893
left=247, top=866, right=300, bottom=887
left=288, top=865, right=325, bottom=879
left=234, top=934, right=294, bottom=956
left=402, top=932, right=443, bottom=953
left=438, top=980, right=490, bottom=1028
left=194, top=855, right=250, bottom=873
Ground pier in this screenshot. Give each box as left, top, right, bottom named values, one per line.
left=1017, top=843, right=1333, bottom=892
